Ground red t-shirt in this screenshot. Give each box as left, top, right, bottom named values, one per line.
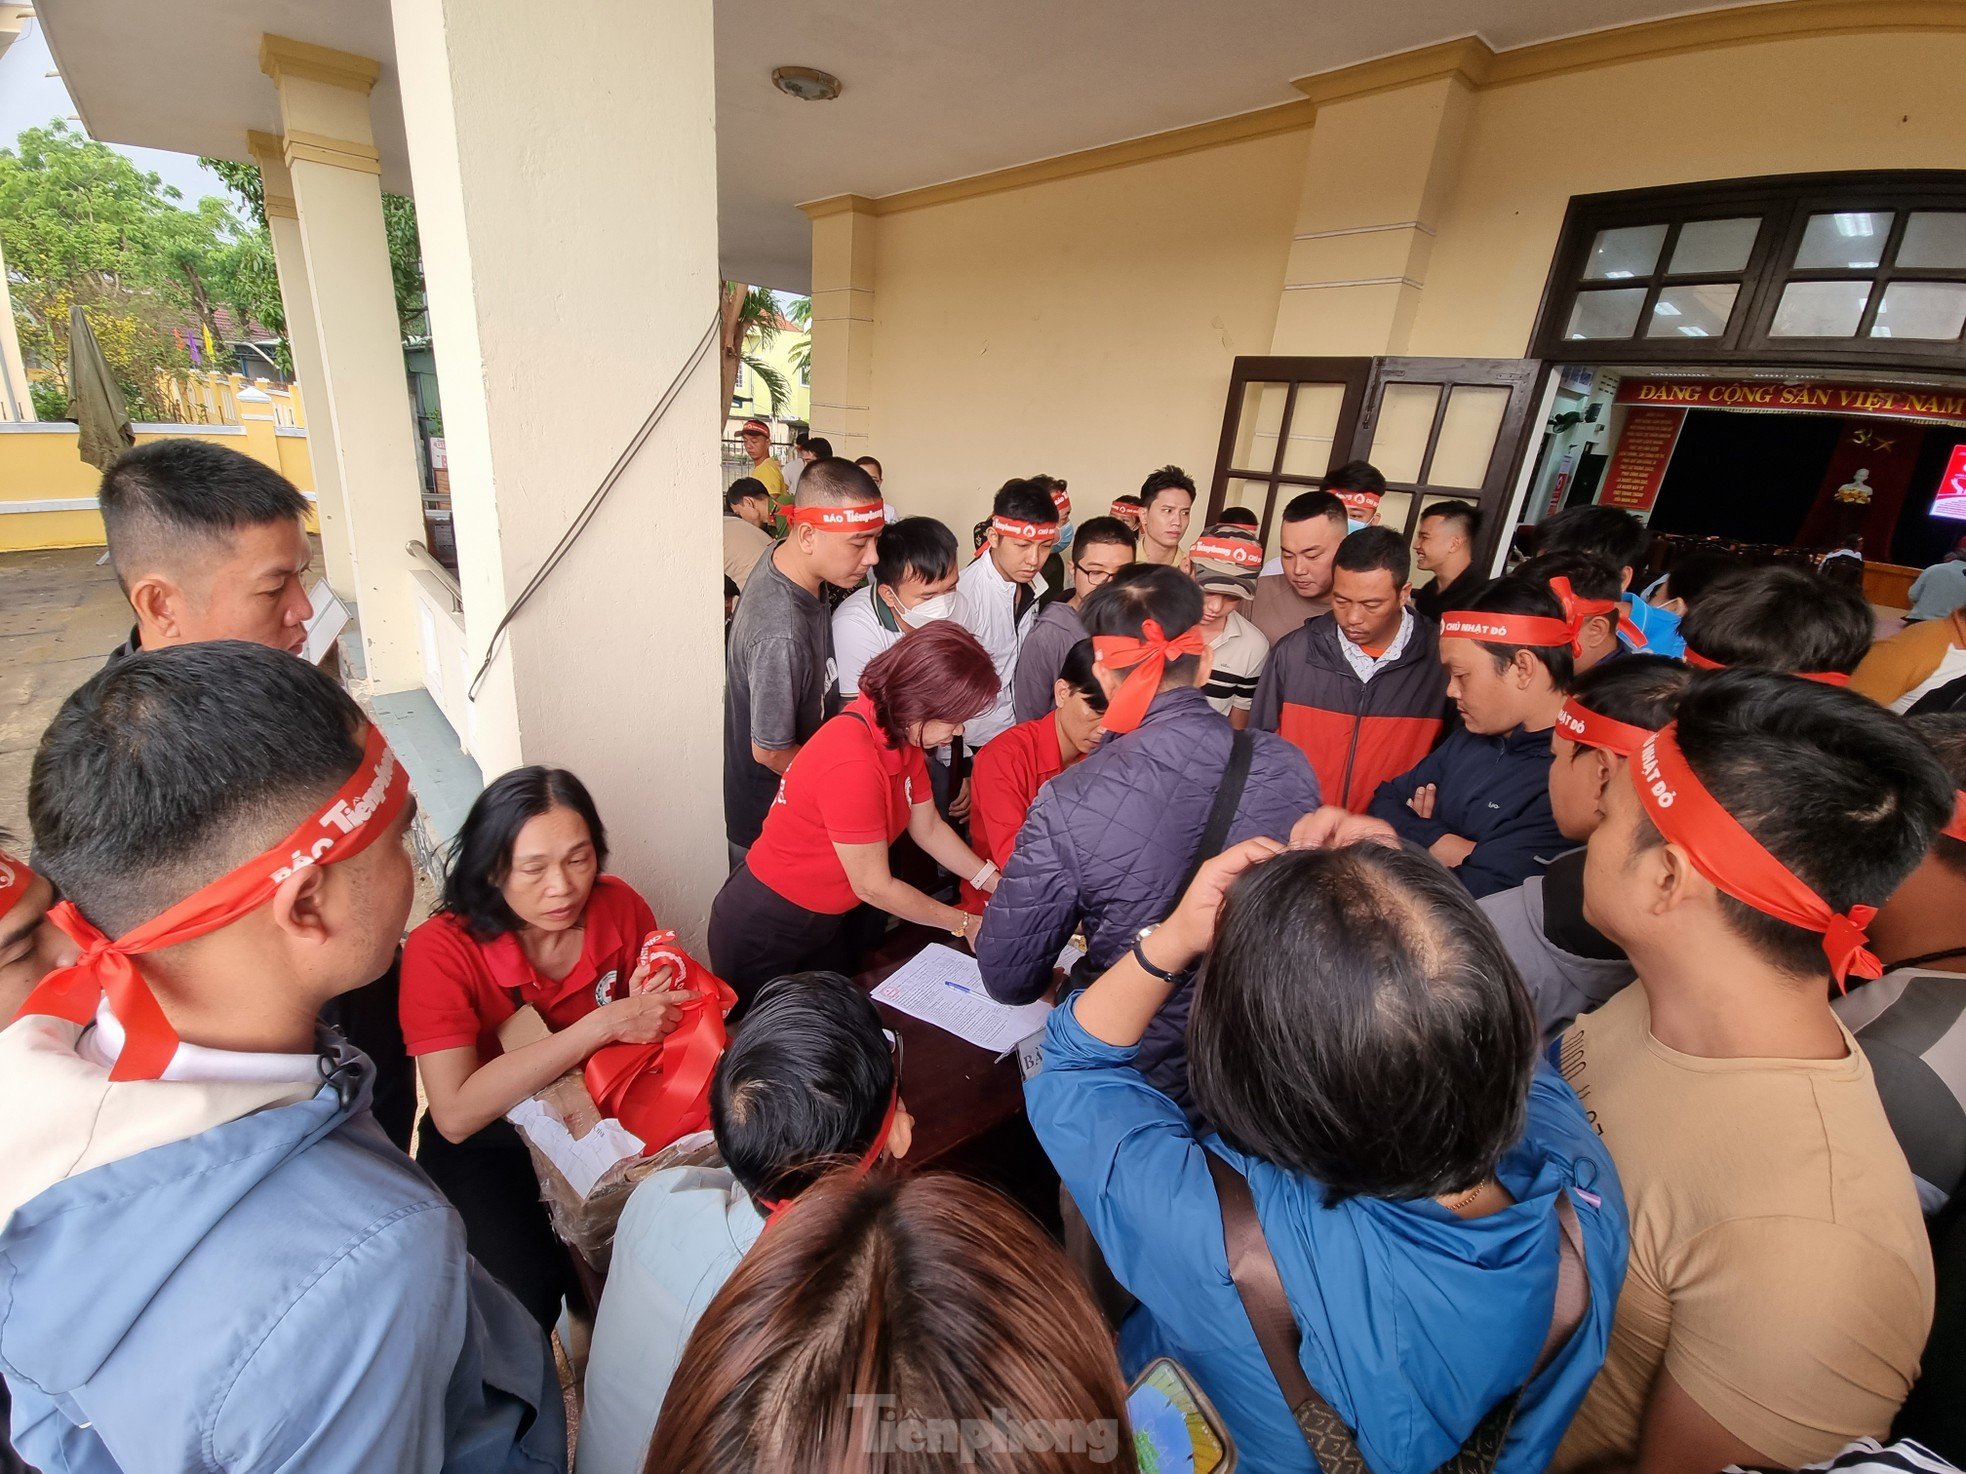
left=399, top=873, right=659, bottom=1059
left=962, top=712, right=1068, bottom=911
left=747, top=696, right=931, bottom=914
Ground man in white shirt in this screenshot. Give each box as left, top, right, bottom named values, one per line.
left=579, top=974, right=910, bottom=1474
left=1188, top=523, right=1270, bottom=729
left=832, top=517, right=959, bottom=698
left=952, top=480, right=1058, bottom=747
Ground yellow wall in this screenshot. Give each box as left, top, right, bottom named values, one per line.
left=1409, top=31, right=1966, bottom=358
left=861, top=128, right=1310, bottom=529
left=729, top=323, right=812, bottom=425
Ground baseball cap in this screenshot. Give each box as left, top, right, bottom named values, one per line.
left=1188, top=525, right=1264, bottom=599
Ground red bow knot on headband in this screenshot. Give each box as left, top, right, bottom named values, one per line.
left=1632, top=723, right=1879, bottom=989
left=1681, top=647, right=1851, bottom=686
left=1093, top=618, right=1209, bottom=734
left=1548, top=577, right=1649, bottom=654
left=990, top=515, right=1060, bottom=542
left=1555, top=698, right=1654, bottom=759
left=1944, top=791, right=1966, bottom=845
left=15, top=729, right=411, bottom=1081
left=789, top=501, right=885, bottom=532
left=1189, top=536, right=1264, bottom=568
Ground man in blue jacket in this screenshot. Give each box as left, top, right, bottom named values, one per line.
left=0, top=643, right=564, bottom=1473
left=1370, top=576, right=1572, bottom=898
left=978, top=565, right=1320, bottom=1103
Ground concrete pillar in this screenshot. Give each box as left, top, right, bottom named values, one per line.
left=0, top=234, right=33, bottom=421
left=260, top=35, right=427, bottom=691
left=801, top=195, right=878, bottom=460
left=234, top=384, right=282, bottom=469
left=390, top=0, right=726, bottom=942
left=1270, top=73, right=1476, bottom=356
left=247, top=128, right=356, bottom=598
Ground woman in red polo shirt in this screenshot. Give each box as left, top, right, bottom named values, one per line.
left=961, top=639, right=1108, bottom=911
left=708, top=622, right=1002, bottom=1001
left=400, top=766, right=689, bottom=1330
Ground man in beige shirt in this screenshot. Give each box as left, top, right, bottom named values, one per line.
left=1135, top=466, right=1195, bottom=567
left=722, top=477, right=775, bottom=588
left=1249, top=489, right=1346, bottom=646
left=1554, top=668, right=1952, bottom=1474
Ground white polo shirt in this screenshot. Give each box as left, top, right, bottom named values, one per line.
left=952, top=550, right=1047, bottom=748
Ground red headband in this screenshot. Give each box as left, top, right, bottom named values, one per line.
left=1189, top=535, right=1264, bottom=569
left=0, top=850, right=32, bottom=919
left=1549, top=577, right=1649, bottom=653
left=1682, top=647, right=1851, bottom=686
left=1632, top=723, right=1878, bottom=989
left=789, top=500, right=885, bottom=532
left=1555, top=698, right=1654, bottom=758
left=991, top=515, right=1060, bottom=542
left=1050, top=487, right=1072, bottom=518
left=1944, top=792, right=1966, bottom=844
left=1108, top=500, right=1142, bottom=527
left=1441, top=611, right=1575, bottom=650
left=757, top=1079, right=899, bottom=1225
left=1337, top=489, right=1383, bottom=514
left=15, top=729, right=410, bottom=1080
left=1093, top=619, right=1209, bottom=734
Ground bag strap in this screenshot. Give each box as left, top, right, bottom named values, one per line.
left=1204, top=1150, right=1591, bottom=1474
left=1177, top=730, right=1254, bottom=895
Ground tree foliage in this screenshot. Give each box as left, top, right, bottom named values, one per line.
left=719, top=282, right=791, bottom=419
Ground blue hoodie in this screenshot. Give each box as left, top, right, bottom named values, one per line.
left=0, top=1014, right=565, bottom=1473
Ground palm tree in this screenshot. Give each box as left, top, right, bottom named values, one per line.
left=718, top=282, right=791, bottom=422
left=788, top=295, right=811, bottom=381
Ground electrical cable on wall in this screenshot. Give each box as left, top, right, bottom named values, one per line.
left=466, top=311, right=722, bottom=701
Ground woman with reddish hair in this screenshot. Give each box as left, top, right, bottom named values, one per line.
left=708, top=621, right=1002, bottom=1001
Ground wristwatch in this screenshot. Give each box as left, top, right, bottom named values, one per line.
left=1130, top=923, right=1182, bottom=982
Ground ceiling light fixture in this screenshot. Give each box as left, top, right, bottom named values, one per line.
left=772, top=66, right=842, bottom=102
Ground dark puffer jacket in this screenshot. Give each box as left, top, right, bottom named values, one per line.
left=977, top=686, right=1320, bottom=1104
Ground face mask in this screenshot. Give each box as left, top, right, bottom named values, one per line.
left=1055, top=520, right=1076, bottom=551
left=1622, top=591, right=1685, bottom=659
left=903, top=591, right=957, bottom=627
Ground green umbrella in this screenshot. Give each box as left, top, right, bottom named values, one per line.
left=67, top=303, right=135, bottom=471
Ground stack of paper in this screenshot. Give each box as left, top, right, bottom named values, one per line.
left=871, top=943, right=1056, bottom=1053
left=507, top=1096, right=645, bottom=1199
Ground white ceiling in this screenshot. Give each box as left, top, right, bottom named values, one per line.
left=38, top=0, right=1776, bottom=291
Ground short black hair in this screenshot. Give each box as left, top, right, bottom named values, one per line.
left=711, top=972, right=894, bottom=1203
left=1056, top=639, right=1108, bottom=712
left=1566, top=652, right=1691, bottom=728
left=98, top=439, right=310, bottom=591
left=1070, top=515, right=1137, bottom=560
left=1280, top=488, right=1347, bottom=528
left=853, top=455, right=883, bottom=477
left=1217, top=507, right=1260, bottom=531
left=1678, top=566, right=1873, bottom=677
left=806, top=436, right=835, bottom=460
left=1535, top=505, right=1649, bottom=580
left=1138, top=466, right=1197, bottom=510
left=1082, top=565, right=1205, bottom=687
left=1453, top=575, right=1575, bottom=686
left=1637, top=670, right=1952, bottom=978
left=28, top=642, right=365, bottom=937
left=1911, top=713, right=1966, bottom=880
left=1516, top=550, right=1622, bottom=607
left=1325, top=460, right=1386, bottom=495
left=1420, top=500, right=1482, bottom=540
left=441, top=767, right=609, bottom=941
left=792, top=432, right=814, bottom=453
left=725, top=476, right=769, bottom=510
left=793, top=457, right=882, bottom=509
left=873, top=517, right=957, bottom=592
left=1661, top=549, right=1742, bottom=608
left=1333, top=526, right=1410, bottom=585
left=1190, top=844, right=1537, bottom=1204
left=992, top=478, right=1056, bottom=526
left=1112, top=494, right=1144, bottom=512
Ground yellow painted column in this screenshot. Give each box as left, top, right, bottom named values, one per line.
left=801, top=195, right=878, bottom=460
left=1270, top=71, right=1477, bottom=357
left=234, top=384, right=282, bottom=468
left=260, top=35, right=427, bottom=692
left=247, top=128, right=356, bottom=598
left=391, top=0, right=727, bottom=942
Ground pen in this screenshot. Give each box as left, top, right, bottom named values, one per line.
left=943, top=979, right=974, bottom=995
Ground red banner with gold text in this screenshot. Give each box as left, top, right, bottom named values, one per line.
left=1598, top=406, right=1685, bottom=513
left=1615, top=377, right=1966, bottom=426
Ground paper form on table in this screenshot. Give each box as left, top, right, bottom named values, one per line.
left=870, top=942, right=1055, bottom=1053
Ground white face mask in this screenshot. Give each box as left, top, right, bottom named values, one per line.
left=901, top=590, right=957, bottom=627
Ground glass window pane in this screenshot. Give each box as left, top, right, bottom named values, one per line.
left=1769, top=280, right=1872, bottom=337
left=1373, top=490, right=1415, bottom=537
left=1668, top=217, right=1759, bottom=276
left=1564, top=288, right=1647, bottom=340
left=1870, top=281, right=1966, bottom=341
left=1222, top=478, right=1276, bottom=551
left=1428, top=385, right=1512, bottom=489
left=1230, top=382, right=1288, bottom=471
left=1278, top=383, right=1347, bottom=478
left=1897, top=213, right=1966, bottom=270
left=1644, top=283, right=1740, bottom=339
left=1795, top=211, right=1892, bottom=270
left=1582, top=224, right=1667, bottom=281
left=1365, top=383, right=1441, bottom=485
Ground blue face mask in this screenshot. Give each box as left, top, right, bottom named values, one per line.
left=1621, top=591, right=1685, bottom=659
left=1055, top=519, right=1075, bottom=552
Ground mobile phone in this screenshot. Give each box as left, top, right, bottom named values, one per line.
left=1127, top=1356, right=1235, bottom=1473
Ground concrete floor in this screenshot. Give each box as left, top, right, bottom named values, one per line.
left=0, top=546, right=129, bottom=848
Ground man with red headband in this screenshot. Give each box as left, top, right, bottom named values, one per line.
left=977, top=565, right=1319, bottom=1107
left=1327, top=458, right=1388, bottom=530
left=1554, top=669, right=1952, bottom=1474
left=724, top=458, right=883, bottom=858
left=1188, top=523, right=1271, bottom=728
left=736, top=416, right=788, bottom=526
left=952, top=478, right=1060, bottom=748
left=1517, top=551, right=1637, bottom=673
left=0, top=643, right=564, bottom=1470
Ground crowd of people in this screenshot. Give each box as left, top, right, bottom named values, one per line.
left=0, top=436, right=1961, bottom=1473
